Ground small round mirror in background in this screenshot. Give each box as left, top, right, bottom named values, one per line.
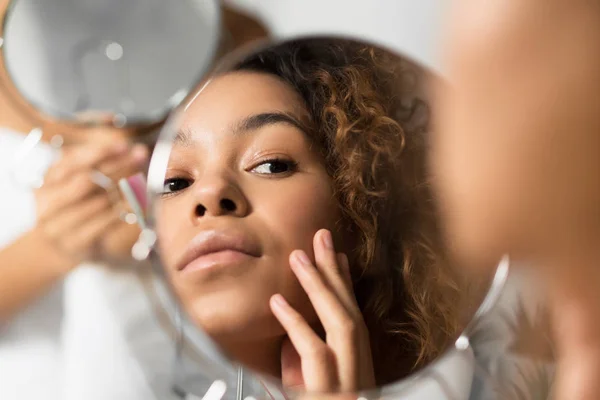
left=1, top=0, right=221, bottom=126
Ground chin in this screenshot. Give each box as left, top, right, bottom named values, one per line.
left=185, top=292, right=284, bottom=341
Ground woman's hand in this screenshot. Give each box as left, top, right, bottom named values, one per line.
left=269, top=229, right=375, bottom=393
left=34, top=139, right=147, bottom=269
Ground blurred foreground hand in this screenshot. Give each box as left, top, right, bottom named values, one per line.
left=432, top=1, right=600, bottom=399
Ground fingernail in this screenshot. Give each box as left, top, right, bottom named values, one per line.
left=321, top=229, right=334, bottom=249
left=339, top=253, right=349, bottom=269
left=272, top=294, right=288, bottom=308
left=294, top=250, right=312, bottom=267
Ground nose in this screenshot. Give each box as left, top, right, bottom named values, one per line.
left=191, top=176, right=249, bottom=220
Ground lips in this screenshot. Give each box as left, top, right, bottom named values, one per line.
left=176, top=230, right=261, bottom=272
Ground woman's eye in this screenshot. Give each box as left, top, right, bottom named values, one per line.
left=251, top=159, right=297, bottom=175
left=162, top=178, right=191, bottom=194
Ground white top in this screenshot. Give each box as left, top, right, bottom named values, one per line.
left=0, top=127, right=179, bottom=400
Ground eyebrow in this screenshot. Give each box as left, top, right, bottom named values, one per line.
left=174, top=112, right=308, bottom=147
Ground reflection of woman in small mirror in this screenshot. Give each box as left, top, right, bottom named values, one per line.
left=157, top=39, right=463, bottom=391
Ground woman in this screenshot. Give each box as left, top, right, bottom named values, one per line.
left=155, top=39, right=463, bottom=392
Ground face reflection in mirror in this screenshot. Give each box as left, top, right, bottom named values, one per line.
left=153, top=38, right=466, bottom=392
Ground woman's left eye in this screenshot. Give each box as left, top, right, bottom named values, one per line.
left=251, top=159, right=297, bottom=175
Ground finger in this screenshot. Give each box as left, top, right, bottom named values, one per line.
left=335, top=252, right=363, bottom=322
left=95, top=216, right=141, bottom=259
left=36, top=173, right=102, bottom=219
left=45, top=141, right=129, bottom=184
left=66, top=208, right=121, bottom=255
left=337, top=253, right=376, bottom=390
left=313, top=229, right=358, bottom=313
left=290, top=250, right=366, bottom=391
left=270, top=294, right=337, bottom=392
left=290, top=250, right=360, bottom=336
left=280, top=336, right=305, bottom=391
left=41, top=195, right=113, bottom=240
left=337, top=253, right=353, bottom=289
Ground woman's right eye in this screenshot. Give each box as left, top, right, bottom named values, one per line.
left=162, top=178, right=191, bottom=195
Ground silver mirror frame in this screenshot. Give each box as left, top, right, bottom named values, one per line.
left=137, top=36, right=511, bottom=400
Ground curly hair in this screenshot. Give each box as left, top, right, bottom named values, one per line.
left=233, top=38, right=463, bottom=385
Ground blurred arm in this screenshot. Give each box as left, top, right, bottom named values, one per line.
left=0, top=229, right=73, bottom=323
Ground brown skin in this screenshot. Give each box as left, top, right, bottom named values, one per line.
left=0, top=1, right=269, bottom=321
left=432, top=1, right=600, bottom=399
left=156, top=72, right=374, bottom=391
left=35, top=139, right=149, bottom=266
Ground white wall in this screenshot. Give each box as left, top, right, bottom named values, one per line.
left=224, top=0, right=448, bottom=74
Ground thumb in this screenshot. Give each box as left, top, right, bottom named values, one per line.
left=281, top=336, right=305, bottom=391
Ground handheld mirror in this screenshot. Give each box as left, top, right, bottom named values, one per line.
left=135, top=37, right=555, bottom=400
left=0, top=0, right=221, bottom=127
left=0, top=0, right=222, bottom=227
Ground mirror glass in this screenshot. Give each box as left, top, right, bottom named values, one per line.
left=1, top=0, right=220, bottom=126
left=139, top=37, right=554, bottom=400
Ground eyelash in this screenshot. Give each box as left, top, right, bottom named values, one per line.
left=161, top=158, right=298, bottom=196
left=250, top=157, right=298, bottom=176
left=161, top=177, right=192, bottom=197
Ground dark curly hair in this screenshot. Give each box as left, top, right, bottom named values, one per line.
left=232, top=38, right=463, bottom=385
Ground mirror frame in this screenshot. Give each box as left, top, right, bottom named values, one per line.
left=140, top=35, right=511, bottom=399
left=0, top=0, right=222, bottom=128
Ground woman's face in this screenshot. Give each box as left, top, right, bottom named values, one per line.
left=156, top=71, right=341, bottom=343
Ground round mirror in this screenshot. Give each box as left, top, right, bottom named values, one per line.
left=0, top=0, right=221, bottom=126
left=130, top=37, right=558, bottom=400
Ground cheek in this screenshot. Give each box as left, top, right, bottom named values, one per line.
left=258, top=177, right=338, bottom=257
left=155, top=199, right=189, bottom=270
left=250, top=177, right=337, bottom=326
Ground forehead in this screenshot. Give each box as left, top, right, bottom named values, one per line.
left=181, top=71, right=308, bottom=132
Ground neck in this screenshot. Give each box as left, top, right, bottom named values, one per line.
left=219, top=335, right=284, bottom=379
